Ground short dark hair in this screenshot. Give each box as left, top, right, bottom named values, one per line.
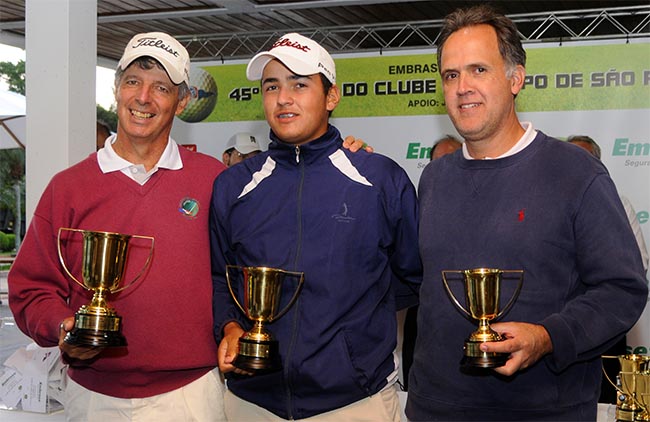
left=97, top=120, right=112, bottom=136
left=319, top=73, right=334, bottom=117
left=430, top=134, right=462, bottom=160
left=436, top=4, right=526, bottom=76
left=567, top=135, right=601, bottom=159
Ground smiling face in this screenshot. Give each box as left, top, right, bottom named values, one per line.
left=261, top=59, right=339, bottom=145
left=115, top=60, right=188, bottom=147
left=440, top=24, right=525, bottom=153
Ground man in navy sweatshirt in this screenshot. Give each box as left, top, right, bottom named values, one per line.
left=407, top=5, right=648, bottom=421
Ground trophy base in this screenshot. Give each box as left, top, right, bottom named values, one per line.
left=233, top=338, right=281, bottom=374
left=460, top=353, right=509, bottom=368
left=462, top=341, right=509, bottom=368
left=64, top=328, right=127, bottom=347
left=615, top=407, right=640, bottom=422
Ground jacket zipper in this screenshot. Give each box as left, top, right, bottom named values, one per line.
left=285, top=144, right=304, bottom=419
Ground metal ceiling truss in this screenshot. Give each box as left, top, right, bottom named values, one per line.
left=178, top=5, right=650, bottom=62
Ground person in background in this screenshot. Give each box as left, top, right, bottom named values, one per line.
left=222, top=132, right=262, bottom=167
left=8, top=32, right=227, bottom=421
left=429, top=134, right=462, bottom=160
left=96, top=119, right=112, bottom=151
left=210, top=32, right=421, bottom=421
left=567, top=134, right=649, bottom=405
left=567, top=135, right=649, bottom=273
left=408, top=5, right=647, bottom=421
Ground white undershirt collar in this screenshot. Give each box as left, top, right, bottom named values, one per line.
left=462, top=122, right=538, bottom=160
left=97, top=134, right=183, bottom=185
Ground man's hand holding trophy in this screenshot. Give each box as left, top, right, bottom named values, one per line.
left=222, top=265, right=304, bottom=375
left=57, top=228, right=154, bottom=352
left=442, top=268, right=524, bottom=369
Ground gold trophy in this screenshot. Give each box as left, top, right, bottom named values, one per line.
left=602, top=354, right=650, bottom=421
left=226, top=265, right=304, bottom=373
left=57, top=228, right=154, bottom=347
left=442, top=268, right=524, bottom=368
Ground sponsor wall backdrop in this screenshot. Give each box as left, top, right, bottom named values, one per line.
left=172, top=39, right=650, bottom=353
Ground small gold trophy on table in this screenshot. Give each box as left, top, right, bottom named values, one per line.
left=636, top=371, right=650, bottom=422
left=602, top=354, right=650, bottom=421
left=637, top=371, right=650, bottom=422
left=57, top=228, right=154, bottom=347
left=442, top=268, right=523, bottom=368
left=226, top=265, right=304, bottom=374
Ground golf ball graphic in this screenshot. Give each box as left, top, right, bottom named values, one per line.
left=178, top=67, right=218, bottom=122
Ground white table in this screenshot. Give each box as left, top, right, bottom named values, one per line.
left=0, top=409, right=65, bottom=422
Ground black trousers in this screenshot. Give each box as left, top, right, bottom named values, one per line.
left=402, top=305, right=418, bottom=391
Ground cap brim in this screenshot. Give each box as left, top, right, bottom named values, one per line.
left=235, top=144, right=261, bottom=154
left=246, top=53, right=273, bottom=81
left=119, top=54, right=187, bottom=85
left=246, top=51, right=320, bottom=81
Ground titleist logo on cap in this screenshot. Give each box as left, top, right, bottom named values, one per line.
left=131, top=36, right=180, bottom=58
left=271, top=37, right=311, bottom=53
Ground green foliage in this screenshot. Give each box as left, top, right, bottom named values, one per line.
left=0, top=64, right=116, bottom=241
left=0, top=149, right=25, bottom=214
left=0, top=60, right=117, bottom=130
left=0, top=231, right=16, bottom=252
left=97, top=104, right=117, bottom=132
left=0, top=60, right=26, bottom=95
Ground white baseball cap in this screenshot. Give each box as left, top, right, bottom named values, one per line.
left=225, top=132, right=262, bottom=155
left=246, top=33, right=336, bottom=84
left=118, top=32, right=190, bottom=85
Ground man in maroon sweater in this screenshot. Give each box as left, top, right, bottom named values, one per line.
left=8, top=32, right=227, bottom=420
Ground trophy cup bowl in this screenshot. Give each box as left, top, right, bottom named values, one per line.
left=602, top=354, right=650, bottom=421
left=442, top=268, right=523, bottom=368
left=226, top=265, right=304, bottom=374
left=57, top=228, right=154, bottom=347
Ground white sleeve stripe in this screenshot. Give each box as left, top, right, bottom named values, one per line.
left=238, top=156, right=277, bottom=199
left=328, top=149, right=373, bottom=186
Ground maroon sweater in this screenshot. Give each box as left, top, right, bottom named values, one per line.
left=9, top=147, right=225, bottom=398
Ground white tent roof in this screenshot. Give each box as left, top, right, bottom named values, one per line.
left=0, top=90, right=26, bottom=149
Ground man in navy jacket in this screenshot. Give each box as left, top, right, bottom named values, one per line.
left=210, top=33, right=421, bottom=421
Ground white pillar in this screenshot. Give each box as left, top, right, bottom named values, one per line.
left=25, top=0, right=96, bottom=223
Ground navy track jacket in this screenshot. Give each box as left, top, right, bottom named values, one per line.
left=210, top=125, right=422, bottom=419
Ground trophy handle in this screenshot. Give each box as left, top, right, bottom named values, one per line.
left=269, top=270, right=305, bottom=322
left=225, top=265, right=247, bottom=315
left=57, top=228, right=154, bottom=294
left=57, top=228, right=86, bottom=289
left=110, top=234, right=155, bottom=294
left=441, top=270, right=471, bottom=318
left=602, top=354, right=650, bottom=410
left=601, top=355, right=623, bottom=392
left=495, top=270, right=524, bottom=319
